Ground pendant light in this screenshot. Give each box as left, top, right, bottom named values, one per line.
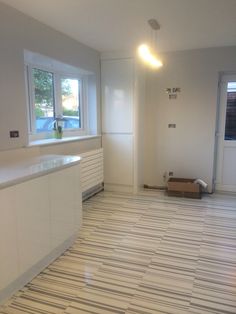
left=138, top=19, right=163, bottom=69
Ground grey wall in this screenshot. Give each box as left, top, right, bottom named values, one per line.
left=144, top=46, right=236, bottom=192
left=0, top=2, right=100, bottom=151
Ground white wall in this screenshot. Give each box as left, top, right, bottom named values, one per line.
left=0, top=3, right=100, bottom=151
left=144, top=46, right=236, bottom=192
left=0, top=137, right=101, bottom=165
left=39, top=137, right=101, bottom=156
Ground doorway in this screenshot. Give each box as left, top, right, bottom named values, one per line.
left=215, top=74, right=236, bottom=192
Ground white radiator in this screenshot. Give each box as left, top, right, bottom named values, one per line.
left=80, top=148, right=104, bottom=195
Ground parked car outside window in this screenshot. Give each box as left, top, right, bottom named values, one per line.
left=36, top=116, right=80, bottom=133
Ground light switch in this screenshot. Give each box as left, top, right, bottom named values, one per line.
left=10, top=130, right=19, bottom=138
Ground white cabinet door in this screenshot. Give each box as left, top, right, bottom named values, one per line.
left=74, top=165, right=82, bottom=232
left=103, top=134, right=134, bottom=186
left=101, top=59, right=134, bottom=133
left=49, top=167, right=77, bottom=248
left=15, top=176, right=50, bottom=275
left=0, top=187, right=19, bottom=290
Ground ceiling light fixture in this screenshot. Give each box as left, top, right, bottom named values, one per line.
left=137, top=19, right=163, bottom=69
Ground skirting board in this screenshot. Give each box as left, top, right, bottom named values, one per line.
left=215, top=184, right=236, bottom=193
left=82, top=183, right=104, bottom=201
left=0, top=234, right=77, bottom=305
left=104, top=183, right=134, bottom=193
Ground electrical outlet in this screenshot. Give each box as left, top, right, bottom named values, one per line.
left=169, top=171, right=174, bottom=176
left=169, top=94, right=177, bottom=99
left=163, top=171, right=167, bottom=181
left=10, top=130, right=19, bottom=138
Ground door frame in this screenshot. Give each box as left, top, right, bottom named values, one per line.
left=214, top=73, right=236, bottom=192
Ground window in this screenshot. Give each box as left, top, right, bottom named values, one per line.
left=26, top=65, right=86, bottom=138
left=24, top=50, right=98, bottom=141
left=61, top=78, right=81, bottom=130
left=225, top=82, right=236, bottom=140
left=33, top=68, right=55, bottom=133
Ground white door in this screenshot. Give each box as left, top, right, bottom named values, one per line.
left=215, top=74, right=236, bottom=192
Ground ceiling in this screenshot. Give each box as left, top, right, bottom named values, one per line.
left=2, top=0, right=236, bottom=53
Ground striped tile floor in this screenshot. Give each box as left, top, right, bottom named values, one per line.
left=1, top=191, right=236, bottom=314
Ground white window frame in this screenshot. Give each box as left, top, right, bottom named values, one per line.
left=26, top=63, right=88, bottom=141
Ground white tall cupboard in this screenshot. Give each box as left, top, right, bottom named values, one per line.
left=101, top=57, right=146, bottom=193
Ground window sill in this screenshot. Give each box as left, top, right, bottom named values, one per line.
left=27, top=135, right=101, bottom=147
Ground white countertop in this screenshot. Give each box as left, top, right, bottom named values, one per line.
left=0, top=154, right=81, bottom=189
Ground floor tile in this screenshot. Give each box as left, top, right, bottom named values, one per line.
left=65, top=287, right=130, bottom=314
left=1, top=191, right=236, bottom=314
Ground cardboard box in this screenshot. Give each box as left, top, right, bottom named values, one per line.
left=167, top=178, right=201, bottom=199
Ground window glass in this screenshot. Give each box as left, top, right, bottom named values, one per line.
left=225, top=82, right=236, bottom=140
left=27, top=64, right=86, bottom=137
left=33, top=68, right=55, bottom=133
left=61, top=78, right=81, bottom=129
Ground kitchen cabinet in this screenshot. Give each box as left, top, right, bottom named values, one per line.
left=101, top=57, right=146, bottom=193
left=0, top=156, right=82, bottom=303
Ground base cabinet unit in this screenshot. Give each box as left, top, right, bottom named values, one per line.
left=15, top=176, right=51, bottom=275
left=0, top=187, right=19, bottom=292
left=0, top=162, right=82, bottom=304
left=49, top=166, right=80, bottom=247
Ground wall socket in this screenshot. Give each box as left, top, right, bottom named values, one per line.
left=169, top=171, right=174, bottom=176
left=163, top=171, right=167, bottom=181
left=169, top=94, right=177, bottom=100
left=10, top=130, right=19, bottom=138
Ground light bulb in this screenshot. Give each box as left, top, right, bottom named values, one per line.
left=137, top=44, right=163, bottom=69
